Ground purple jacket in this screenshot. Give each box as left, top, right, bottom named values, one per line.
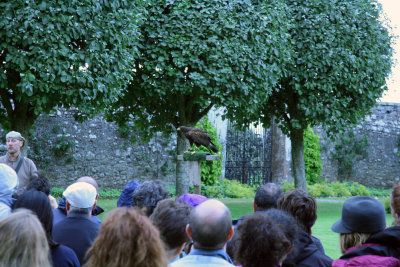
left=332, top=244, right=400, bottom=267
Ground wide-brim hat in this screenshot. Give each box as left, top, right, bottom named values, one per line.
left=331, top=196, right=386, bottom=234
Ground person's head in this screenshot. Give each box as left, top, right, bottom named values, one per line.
left=26, top=178, right=51, bottom=196
left=63, top=182, right=97, bottom=216
left=265, top=208, right=300, bottom=267
left=76, top=176, right=99, bottom=193
left=278, top=189, right=317, bottom=234
left=391, top=182, right=400, bottom=225
left=150, top=199, right=192, bottom=261
left=13, top=190, right=58, bottom=248
left=132, top=180, right=170, bottom=216
left=86, top=207, right=167, bottom=267
left=331, top=196, right=386, bottom=253
left=234, top=213, right=292, bottom=267
left=0, top=164, right=18, bottom=217
left=176, top=193, right=208, bottom=207
left=5, top=131, right=25, bottom=155
left=187, top=199, right=234, bottom=250
left=117, top=180, right=141, bottom=207
left=0, top=209, right=51, bottom=267
left=254, top=183, right=283, bottom=211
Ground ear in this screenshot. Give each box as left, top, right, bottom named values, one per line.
left=92, top=198, right=97, bottom=212
left=186, top=224, right=192, bottom=239
left=253, top=200, right=257, bottom=212
left=66, top=200, right=71, bottom=215
left=227, top=226, right=234, bottom=242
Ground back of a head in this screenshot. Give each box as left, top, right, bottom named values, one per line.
left=189, top=199, right=232, bottom=250
left=117, top=180, right=141, bottom=207
left=265, top=209, right=300, bottom=266
left=26, top=178, right=51, bottom=196
left=254, top=183, right=283, bottom=211
left=76, top=176, right=99, bottom=193
left=234, top=213, right=292, bottom=267
left=132, top=180, right=170, bottom=216
left=86, top=207, right=167, bottom=267
left=278, top=189, right=317, bottom=234
left=63, top=182, right=97, bottom=213
left=150, top=199, right=192, bottom=252
left=391, top=182, right=400, bottom=226
left=0, top=209, right=51, bottom=267
left=0, top=163, right=18, bottom=196
left=13, top=190, right=55, bottom=246
left=331, top=196, right=386, bottom=253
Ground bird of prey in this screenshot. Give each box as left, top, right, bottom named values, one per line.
left=177, top=126, right=218, bottom=153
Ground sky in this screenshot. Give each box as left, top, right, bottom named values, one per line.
left=379, top=0, right=400, bottom=103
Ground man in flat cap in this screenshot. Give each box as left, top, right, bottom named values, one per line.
left=53, top=182, right=100, bottom=265
left=0, top=131, right=38, bottom=196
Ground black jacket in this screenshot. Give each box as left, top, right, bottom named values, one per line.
left=294, top=231, right=333, bottom=267
left=340, top=226, right=400, bottom=261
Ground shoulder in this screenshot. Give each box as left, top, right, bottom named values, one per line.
left=0, top=155, right=6, bottom=161
left=170, top=255, right=234, bottom=267
left=51, top=245, right=80, bottom=267
left=333, top=255, right=400, bottom=267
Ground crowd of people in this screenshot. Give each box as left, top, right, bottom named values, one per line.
left=1, top=131, right=400, bottom=267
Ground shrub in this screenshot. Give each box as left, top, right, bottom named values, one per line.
left=330, top=182, right=352, bottom=197
left=282, top=182, right=295, bottom=192
left=383, top=197, right=391, bottom=214
left=201, top=179, right=255, bottom=198
left=308, top=183, right=333, bottom=197
left=195, top=116, right=223, bottom=186
left=348, top=182, right=370, bottom=196
left=304, top=126, right=322, bottom=184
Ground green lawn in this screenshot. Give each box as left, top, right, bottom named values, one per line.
left=96, top=198, right=394, bottom=260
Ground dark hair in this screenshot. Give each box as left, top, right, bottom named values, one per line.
left=391, top=182, right=400, bottom=226
left=234, top=213, right=291, bottom=267
left=150, top=199, right=192, bottom=250
left=86, top=207, right=167, bottom=267
left=132, top=181, right=170, bottom=216
left=26, top=178, right=51, bottom=196
left=189, top=200, right=232, bottom=250
left=264, top=209, right=300, bottom=267
left=13, top=190, right=58, bottom=248
left=254, top=183, right=283, bottom=210
left=278, top=189, right=317, bottom=234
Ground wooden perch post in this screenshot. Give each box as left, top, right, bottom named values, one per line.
left=176, top=152, right=220, bottom=194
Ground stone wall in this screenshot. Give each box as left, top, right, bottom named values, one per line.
left=0, top=109, right=177, bottom=189
left=317, top=102, right=400, bottom=188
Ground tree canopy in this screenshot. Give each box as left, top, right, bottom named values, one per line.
left=0, top=0, right=143, bottom=138
left=224, top=0, right=393, bottom=190
left=106, top=0, right=291, bottom=195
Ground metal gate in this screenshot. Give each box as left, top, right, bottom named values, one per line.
left=225, top=121, right=273, bottom=186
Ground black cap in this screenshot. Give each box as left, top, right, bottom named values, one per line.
left=331, top=196, right=386, bottom=234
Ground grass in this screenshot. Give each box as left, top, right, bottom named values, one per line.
left=96, top=198, right=394, bottom=260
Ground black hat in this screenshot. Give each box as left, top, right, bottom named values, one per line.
left=331, top=196, right=386, bottom=234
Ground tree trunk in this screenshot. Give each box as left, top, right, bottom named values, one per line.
left=176, top=129, right=190, bottom=197
left=290, top=128, right=307, bottom=191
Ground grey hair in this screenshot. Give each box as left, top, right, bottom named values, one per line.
left=70, top=206, right=92, bottom=215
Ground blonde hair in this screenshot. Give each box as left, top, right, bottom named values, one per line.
left=0, top=209, right=51, bottom=267
left=339, top=232, right=375, bottom=254
left=86, top=207, right=167, bottom=267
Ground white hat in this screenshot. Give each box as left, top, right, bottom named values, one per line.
left=0, top=164, right=18, bottom=193
left=63, top=182, right=97, bottom=208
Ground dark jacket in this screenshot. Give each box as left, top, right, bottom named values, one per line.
left=51, top=244, right=80, bottom=267
left=294, top=231, right=333, bottom=267
left=53, top=197, right=103, bottom=226
left=332, top=226, right=400, bottom=267
left=53, top=212, right=100, bottom=265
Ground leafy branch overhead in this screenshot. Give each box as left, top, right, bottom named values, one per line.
left=0, top=0, right=143, bottom=136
